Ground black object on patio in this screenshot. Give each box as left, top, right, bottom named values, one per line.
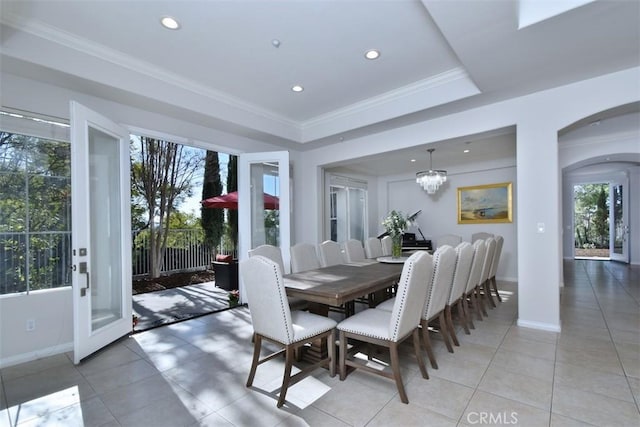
left=212, top=254, right=239, bottom=291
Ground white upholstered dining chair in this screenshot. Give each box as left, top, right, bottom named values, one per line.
left=290, top=243, right=320, bottom=273
left=248, top=244, right=307, bottom=310
left=464, top=239, right=488, bottom=327
left=419, top=245, right=457, bottom=368
left=318, top=240, right=344, bottom=267
left=380, top=235, right=393, bottom=256
left=342, top=239, right=366, bottom=263
left=248, top=244, right=285, bottom=272
left=336, top=251, right=433, bottom=404
left=471, top=232, right=494, bottom=243
left=436, top=234, right=462, bottom=249
left=488, top=235, right=504, bottom=302
left=478, top=237, right=496, bottom=311
left=444, top=242, right=475, bottom=347
left=241, top=256, right=337, bottom=408
left=364, top=237, right=383, bottom=259
left=376, top=245, right=456, bottom=369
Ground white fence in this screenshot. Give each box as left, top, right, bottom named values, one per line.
left=132, top=229, right=236, bottom=277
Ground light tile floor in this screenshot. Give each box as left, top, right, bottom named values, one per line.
left=1, top=260, right=638, bottom=426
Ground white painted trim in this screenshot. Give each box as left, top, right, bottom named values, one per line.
left=1, top=12, right=297, bottom=129
left=516, top=319, right=561, bottom=333
left=0, top=342, right=73, bottom=369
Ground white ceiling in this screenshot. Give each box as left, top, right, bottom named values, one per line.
left=1, top=0, right=639, bottom=169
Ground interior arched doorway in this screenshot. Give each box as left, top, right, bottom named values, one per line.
left=559, top=103, right=640, bottom=266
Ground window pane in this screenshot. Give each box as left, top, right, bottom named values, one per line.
left=0, top=234, right=27, bottom=294
left=0, top=172, right=26, bottom=232
left=28, top=175, right=71, bottom=232
left=0, top=130, right=71, bottom=295
left=28, top=232, right=72, bottom=291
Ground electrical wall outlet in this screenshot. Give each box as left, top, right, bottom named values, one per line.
left=26, top=319, right=36, bottom=331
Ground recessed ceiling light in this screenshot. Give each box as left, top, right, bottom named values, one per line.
left=161, top=16, right=181, bottom=30
left=364, top=49, right=380, bottom=60
left=410, top=159, right=416, bottom=162
left=291, top=85, right=304, bottom=92
left=463, top=149, right=470, bottom=153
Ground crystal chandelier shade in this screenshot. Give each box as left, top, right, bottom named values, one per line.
left=416, top=149, right=447, bottom=194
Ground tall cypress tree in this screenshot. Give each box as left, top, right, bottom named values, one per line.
left=226, top=155, right=238, bottom=252
left=201, top=151, right=223, bottom=252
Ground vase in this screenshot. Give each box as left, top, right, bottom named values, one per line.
left=391, top=234, right=403, bottom=258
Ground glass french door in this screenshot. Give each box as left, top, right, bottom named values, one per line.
left=70, top=102, right=132, bottom=363
left=238, top=151, right=290, bottom=293
left=610, top=180, right=629, bottom=263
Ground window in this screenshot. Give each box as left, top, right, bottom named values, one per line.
left=0, top=111, right=71, bottom=295
left=327, top=175, right=367, bottom=242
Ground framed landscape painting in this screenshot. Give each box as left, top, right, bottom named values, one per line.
left=457, top=182, right=513, bottom=224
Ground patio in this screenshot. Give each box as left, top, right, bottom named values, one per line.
left=133, top=281, right=238, bottom=332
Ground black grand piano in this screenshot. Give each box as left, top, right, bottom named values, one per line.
left=377, top=210, right=432, bottom=250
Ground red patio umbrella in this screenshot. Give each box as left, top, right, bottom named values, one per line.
left=200, top=191, right=279, bottom=210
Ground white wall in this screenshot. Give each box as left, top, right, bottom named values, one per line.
left=0, top=288, right=74, bottom=368
left=295, top=67, right=640, bottom=333
left=378, top=159, right=517, bottom=281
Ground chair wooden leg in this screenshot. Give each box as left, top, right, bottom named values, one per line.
left=484, top=280, right=496, bottom=308
left=339, top=330, right=347, bottom=380
left=492, top=277, right=502, bottom=302
left=246, top=333, right=261, bottom=387
left=328, top=329, right=336, bottom=377
left=420, top=320, right=438, bottom=369
left=458, top=299, right=470, bottom=335
left=465, top=293, right=476, bottom=330
left=439, top=312, right=454, bottom=353
left=389, top=342, right=408, bottom=404
left=277, top=345, right=294, bottom=408
left=412, top=329, right=428, bottom=380
left=445, top=305, right=459, bottom=347
left=475, top=287, right=487, bottom=319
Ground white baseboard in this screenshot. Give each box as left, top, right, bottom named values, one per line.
left=0, top=342, right=73, bottom=369
left=517, top=319, right=561, bottom=333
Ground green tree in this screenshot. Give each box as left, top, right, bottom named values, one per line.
left=226, top=155, right=238, bottom=252
left=574, top=183, right=609, bottom=248
left=593, top=186, right=609, bottom=248
left=201, top=151, right=223, bottom=252
left=131, top=136, right=203, bottom=278
left=0, top=132, right=71, bottom=294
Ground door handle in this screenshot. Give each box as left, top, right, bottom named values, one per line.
left=79, top=262, right=90, bottom=296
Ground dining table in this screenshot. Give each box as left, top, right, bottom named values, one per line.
left=283, top=259, right=404, bottom=361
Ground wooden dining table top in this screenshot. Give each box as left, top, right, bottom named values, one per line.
left=283, top=260, right=404, bottom=307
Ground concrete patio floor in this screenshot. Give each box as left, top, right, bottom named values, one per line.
left=132, top=282, right=237, bottom=332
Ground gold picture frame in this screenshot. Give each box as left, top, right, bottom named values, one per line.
left=457, top=182, right=513, bottom=224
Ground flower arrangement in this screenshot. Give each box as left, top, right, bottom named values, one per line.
left=382, top=210, right=408, bottom=237
left=382, top=210, right=408, bottom=258
left=228, top=289, right=240, bottom=307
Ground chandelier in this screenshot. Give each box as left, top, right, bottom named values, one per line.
left=416, top=148, right=447, bottom=194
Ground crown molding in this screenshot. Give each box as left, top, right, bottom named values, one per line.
left=1, top=13, right=299, bottom=130
left=301, top=68, right=474, bottom=129
left=1, top=13, right=479, bottom=144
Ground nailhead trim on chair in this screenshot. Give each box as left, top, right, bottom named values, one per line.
left=255, top=256, right=293, bottom=345
left=391, top=259, right=413, bottom=340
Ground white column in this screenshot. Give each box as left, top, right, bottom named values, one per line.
left=516, top=120, right=561, bottom=331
